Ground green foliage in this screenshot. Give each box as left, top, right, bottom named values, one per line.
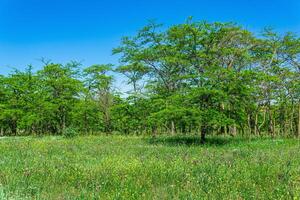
left=62, top=127, right=79, bottom=138
left=0, top=19, right=299, bottom=139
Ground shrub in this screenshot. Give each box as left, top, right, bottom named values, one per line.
left=62, top=127, right=79, bottom=138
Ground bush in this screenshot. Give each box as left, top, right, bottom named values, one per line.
left=62, top=127, right=79, bottom=138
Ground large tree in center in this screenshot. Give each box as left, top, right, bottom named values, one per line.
left=114, top=20, right=256, bottom=142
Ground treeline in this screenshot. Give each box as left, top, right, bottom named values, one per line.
left=0, top=20, right=299, bottom=141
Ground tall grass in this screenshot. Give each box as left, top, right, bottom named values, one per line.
left=0, top=135, right=299, bottom=199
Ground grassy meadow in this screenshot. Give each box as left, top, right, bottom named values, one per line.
left=0, top=135, right=300, bottom=199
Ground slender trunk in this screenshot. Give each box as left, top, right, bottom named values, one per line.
left=200, top=126, right=207, bottom=144
left=239, top=122, right=245, bottom=136
left=269, top=109, right=274, bottom=137
left=259, top=107, right=266, bottom=134
left=171, top=121, right=175, bottom=135
left=11, top=120, right=17, bottom=136
left=133, top=81, right=137, bottom=95
left=298, top=102, right=300, bottom=137
left=230, top=124, right=237, bottom=136
left=255, top=113, right=258, bottom=136
left=285, top=108, right=288, bottom=136
left=248, top=114, right=252, bottom=135
left=84, top=111, right=88, bottom=133
left=290, top=103, right=294, bottom=136
left=152, top=127, right=157, bottom=137
left=273, top=112, right=276, bottom=137
left=62, top=114, right=66, bottom=131
left=279, top=106, right=285, bottom=136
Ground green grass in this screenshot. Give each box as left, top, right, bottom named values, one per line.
left=0, top=135, right=300, bottom=199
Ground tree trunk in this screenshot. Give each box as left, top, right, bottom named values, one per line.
left=11, top=120, right=17, bottom=136
left=255, top=113, right=258, bottom=136
left=259, top=107, right=266, bottom=134
left=232, top=124, right=237, bottom=136
left=200, top=126, right=207, bottom=144
left=269, top=109, right=274, bottom=137
left=298, top=102, right=300, bottom=137
left=152, top=127, right=157, bottom=137
left=62, top=113, right=66, bottom=131
left=171, top=121, right=175, bottom=135
left=273, top=113, right=276, bottom=137
left=248, top=114, right=252, bottom=135
left=291, top=103, right=295, bottom=136
left=285, top=108, right=289, bottom=136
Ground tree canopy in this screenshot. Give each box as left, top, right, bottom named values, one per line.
left=1, top=20, right=299, bottom=142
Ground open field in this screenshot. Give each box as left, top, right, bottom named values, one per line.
left=0, top=136, right=300, bottom=199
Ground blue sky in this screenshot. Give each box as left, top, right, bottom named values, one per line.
left=0, top=0, right=299, bottom=75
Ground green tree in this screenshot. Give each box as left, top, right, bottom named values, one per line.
left=84, top=64, right=114, bottom=133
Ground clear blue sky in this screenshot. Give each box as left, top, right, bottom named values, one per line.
left=0, top=0, right=299, bottom=75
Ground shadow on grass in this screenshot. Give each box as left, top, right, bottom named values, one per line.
left=146, top=135, right=255, bottom=147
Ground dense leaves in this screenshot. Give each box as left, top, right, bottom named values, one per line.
left=0, top=20, right=299, bottom=142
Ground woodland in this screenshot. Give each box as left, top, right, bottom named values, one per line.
left=0, top=20, right=299, bottom=142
